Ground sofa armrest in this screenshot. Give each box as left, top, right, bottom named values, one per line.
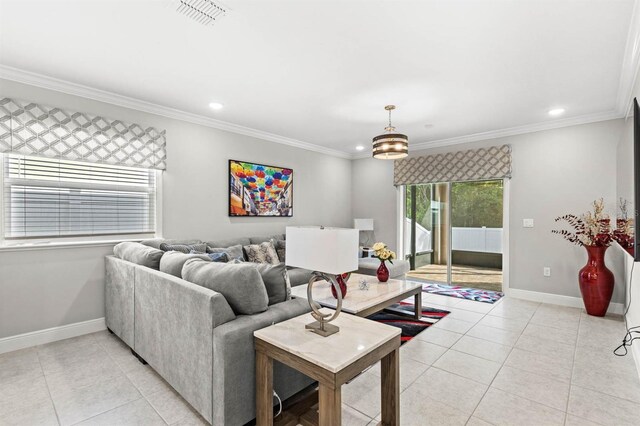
left=211, top=298, right=314, bottom=426
left=134, top=267, right=235, bottom=423
left=105, top=256, right=135, bottom=347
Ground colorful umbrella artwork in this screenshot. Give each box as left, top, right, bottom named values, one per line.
left=229, top=160, right=293, bottom=217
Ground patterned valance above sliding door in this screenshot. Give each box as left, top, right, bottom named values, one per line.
left=0, top=98, right=167, bottom=170
left=394, top=144, right=512, bottom=186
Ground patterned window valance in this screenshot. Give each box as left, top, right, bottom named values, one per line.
left=0, top=98, right=166, bottom=170
left=394, top=144, right=512, bottom=186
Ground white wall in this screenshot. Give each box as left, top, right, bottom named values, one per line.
left=0, top=79, right=352, bottom=339
left=352, top=119, right=625, bottom=303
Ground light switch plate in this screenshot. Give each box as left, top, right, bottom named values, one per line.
left=523, top=219, right=534, bottom=228
left=543, top=267, right=551, bottom=277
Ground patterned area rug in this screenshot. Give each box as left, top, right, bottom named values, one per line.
left=367, top=302, right=450, bottom=344
left=421, top=282, right=503, bottom=304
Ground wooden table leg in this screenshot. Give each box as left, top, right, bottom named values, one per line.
left=414, top=291, right=422, bottom=319
left=256, top=350, right=273, bottom=426
left=380, top=348, right=399, bottom=426
left=318, top=383, right=341, bottom=426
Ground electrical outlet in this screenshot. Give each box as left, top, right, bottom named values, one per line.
left=523, top=219, right=534, bottom=228
left=543, top=267, right=551, bottom=277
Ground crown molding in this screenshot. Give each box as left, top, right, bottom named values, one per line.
left=350, top=109, right=623, bottom=159
left=616, top=0, right=640, bottom=117
left=0, top=65, right=352, bottom=160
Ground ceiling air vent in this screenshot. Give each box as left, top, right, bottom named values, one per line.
left=174, top=0, right=228, bottom=26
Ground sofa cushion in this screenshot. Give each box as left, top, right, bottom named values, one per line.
left=244, top=241, right=280, bottom=265
left=160, top=251, right=211, bottom=277
left=252, top=263, right=291, bottom=305
left=140, top=238, right=202, bottom=250
left=206, top=244, right=244, bottom=262
left=205, top=237, right=251, bottom=248
left=286, top=267, right=313, bottom=287
left=160, top=242, right=208, bottom=254
left=114, top=242, right=164, bottom=270
left=182, top=259, right=269, bottom=315
left=249, top=234, right=286, bottom=244
left=271, top=239, right=286, bottom=262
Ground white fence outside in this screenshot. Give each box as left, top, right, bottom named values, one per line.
left=404, top=219, right=503, bottom=254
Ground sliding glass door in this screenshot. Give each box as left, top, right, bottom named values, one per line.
left=405, top=179, right=503, bottom=291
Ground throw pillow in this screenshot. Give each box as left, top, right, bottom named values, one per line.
left=271, top=238, right=286, bottom=263
left=252, top=263, right=291, bottom=305
left=140, top=238, right=202, bottom=250
left=244, top=241, right=280, bottom=265
left=182, top=259, right=269, bottom=315
left=160, top=242, right=208, bottom=253
left=206, top=244, right=245, bottom=261
left=113, top=242, right=164, bottom=270
left=160, top=251, right=211, bottom=277
left=205, top=252, right=228, bottom=262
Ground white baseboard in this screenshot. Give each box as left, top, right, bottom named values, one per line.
left=507, top=288, right=625, bottom=315
left=0, top=317, right=106, bottom=355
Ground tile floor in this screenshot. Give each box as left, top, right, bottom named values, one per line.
left=1, top=295, right=639, bottom=425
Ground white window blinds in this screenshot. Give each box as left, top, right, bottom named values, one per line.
left=3, top=154, right=156, bottom=239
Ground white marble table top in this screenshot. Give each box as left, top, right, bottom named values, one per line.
left=289, top=273, right=422, bottom=314
left=254, top=308, right=400, bottom=373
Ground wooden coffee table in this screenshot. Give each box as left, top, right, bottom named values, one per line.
left=290, top=273, right=423, bottom=319
left=254, top=310, right=401, bottom=426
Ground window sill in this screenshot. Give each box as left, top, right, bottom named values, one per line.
left=0, top=238, right=145, bottom=253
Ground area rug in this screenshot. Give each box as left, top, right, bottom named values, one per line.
left=366, top=302, right=450, bottom=344
left=421, top=282, right=503, bottom=304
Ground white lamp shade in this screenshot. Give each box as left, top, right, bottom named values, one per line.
left=285, top=226, right=359, bottom=274
left=353, top=218, right=374, bottom=231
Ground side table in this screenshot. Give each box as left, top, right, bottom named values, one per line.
left=254, top=309, right=401, bottom=426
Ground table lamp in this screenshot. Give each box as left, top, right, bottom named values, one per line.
left=286, top=226, right=358, bottom=337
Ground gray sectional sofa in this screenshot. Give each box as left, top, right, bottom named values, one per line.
left=105, top=234, right=315, bottom=426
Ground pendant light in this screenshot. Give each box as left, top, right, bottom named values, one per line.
left=372, top=105, right=408, bottom=159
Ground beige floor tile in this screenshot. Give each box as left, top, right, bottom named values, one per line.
left=342, top=371, right=381, bottom=419
left=45, top=355, right=123, bottom=395
left=0, top=374, right=52, bottom=417
left=451, top=335, right=512, bottom=363
left=504, top=348, right=573, bottom=383
left=126, top=364, right=172, bottom=397
left=400, top=339, right=448, bottom=365
left=0, top=396, right=59, bottom=426
left=466, top=324, right=520, bottom=346
left=477, top=315, right=528, bottom=333
left=145, top=386, right=203, bottom=426
left=424, top=294, right=463, bottom=307
left=0, top=347, right=43, bottom=385
left=74, top=398, right=165, bottom=425
left=514, top=334, right=576, bottom=362
left=414, top=327, right=463, bottom=348
left=529, top=309, right=580, bottom=332
left=564, top=414, right=601, bottom=426
left=341, top=405, right=374, bottom=426
left=572, top=360, right=640, bottom=403
left=410, top=367, right=488, bottom=415
left=399, top=390, right=470, bottom=426
left=432, top=317, right=476, bottom=334
left=453, top=299, right=495, bottom=314
left=473, top=387, right=565, bottom=426
left=446, top=309, right=485, bottom=324
left=465, top=416, right=494, bottom=426
left=38, top=342, right=108, bottom=375
left=491, top=365, right=570, bottom=411
left=366, top=355, right=429, bottom=391
left=49, top=374, right=141, bottom=425
left=567, top=385, right=640, bottom=426
left=521, top=323, right=577, bottom=345
left=432, top=350, right=501, bottom=385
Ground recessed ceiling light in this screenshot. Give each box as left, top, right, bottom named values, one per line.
left=548, top=108, right=565, bottom=116
left=209, top=102, right=224, bottom=110
left=356, top=145, right=365, bottom=151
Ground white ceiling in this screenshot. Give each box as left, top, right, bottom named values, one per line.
left=0, top=0, right=637, bottom=158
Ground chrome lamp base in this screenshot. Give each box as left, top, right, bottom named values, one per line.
left=305, top=321, right=340, bottom=337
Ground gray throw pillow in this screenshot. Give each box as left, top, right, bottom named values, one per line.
left=113, top=242, right=164, bottom=270
left=252, top=263, right=291, bottom=305
left=244, top=241, right=280, bottom=265
left=182, top=259, right=269, bottom=315
left=160, top=251, right=211, bottom=278
left=160, top=242, right=208, bottom=253
left=271, top=238, right=286, bottom=263
left=140, top=239, right=202, bottom=250
left=206, top=244, right=245, bottom=261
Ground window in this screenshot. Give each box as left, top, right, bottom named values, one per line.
left=2, top=154, right=157, bottom=240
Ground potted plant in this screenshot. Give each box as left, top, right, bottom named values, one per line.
left=552, top=199, right=614, bottom=316
left=371, top=242, right=396, bottom=282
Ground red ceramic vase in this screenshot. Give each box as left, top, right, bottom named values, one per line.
left=578, top=245, right=614, bottom=317
left=330, top=274, right=348, bottom=299
left=377, top=260, right=390, bottom=283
